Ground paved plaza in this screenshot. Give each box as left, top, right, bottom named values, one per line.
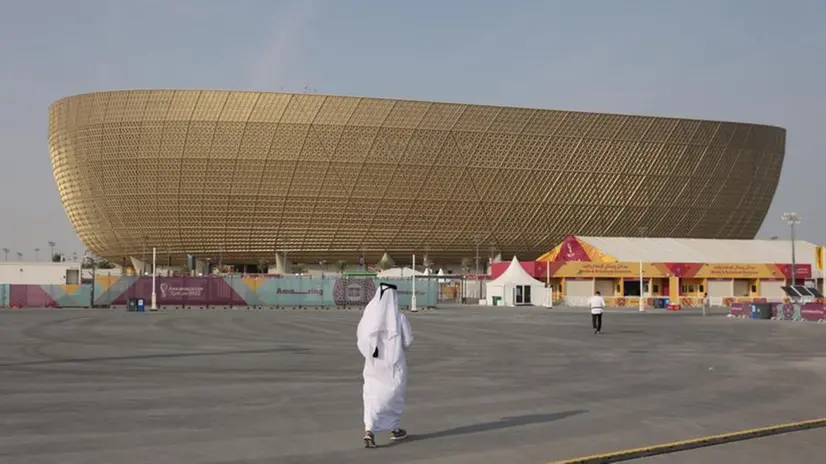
left=1, top=306, right=825, bottom=463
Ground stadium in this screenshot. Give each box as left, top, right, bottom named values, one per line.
left=48, top=90, right=786, bottom=269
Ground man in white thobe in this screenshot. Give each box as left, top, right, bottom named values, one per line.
left=357, top=283, right=414, bottom=447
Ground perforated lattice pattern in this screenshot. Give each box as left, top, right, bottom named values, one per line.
left=48, top=90, right=786, bottom=264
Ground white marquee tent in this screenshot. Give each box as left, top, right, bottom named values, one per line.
left=575, top=236, right=817, bottom=265
left=486, top=256, right=548, bottom=307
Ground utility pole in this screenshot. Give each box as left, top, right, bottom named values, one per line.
left=782, top=213, right=801, bottom=285
left=638, top=226, right=648, bottom=312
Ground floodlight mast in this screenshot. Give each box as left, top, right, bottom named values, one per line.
left=782, top=213, right=801, bottom=285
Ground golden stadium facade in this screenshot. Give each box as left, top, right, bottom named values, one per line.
left=48, top=90, right=786, bottom=266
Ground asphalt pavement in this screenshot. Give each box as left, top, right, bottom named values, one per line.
left=1, top=306, right=825, bottom=463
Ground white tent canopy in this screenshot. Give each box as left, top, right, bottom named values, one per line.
left=437, top=268, right=446, bottom=283
left=576, top=236, right=817, bottom=265
left=376, top=267, right=425, bottom=278
left=486, top=256, right=548, bottom=307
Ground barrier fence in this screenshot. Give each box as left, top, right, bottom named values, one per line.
left=2, top=275, right=439, bottom=309
left=563, top=296, right=813, bottom=308
left=729, top=302, right=826, bottom=321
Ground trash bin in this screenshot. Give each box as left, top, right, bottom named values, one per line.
left=136, top=298, right=145, bottom=313
left=492, top=296, right=501, bottom=306
left=751, top=304, right=760, bottom=319
left=127, top=298, right=137, bottom=312
left=756, top=303, right=773, bottom=320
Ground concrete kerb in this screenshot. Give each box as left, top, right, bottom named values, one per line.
left=548, top=418, right=826, bottom=464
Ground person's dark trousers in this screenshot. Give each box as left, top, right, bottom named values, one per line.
left=591, top=313, right=603, bottom=332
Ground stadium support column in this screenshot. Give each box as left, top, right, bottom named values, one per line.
left=151, top=247, right=157, bottom=310
left=669, top=274, right=680, bottom=309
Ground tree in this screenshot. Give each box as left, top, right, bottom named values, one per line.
left=52, top=253, right=62, bottom=263
left=257, top=258, right=270, bottom=274
left=460, top=257, right=474, bottom=274
left=293, top=263, right=307, bottom=274
left=2, top=248, right=8, bottom=260
left=376, top=253, right=395, bottom=271
left=81, top=255, right=116, bottom=269
left=336, top=260, right=348, bottom=273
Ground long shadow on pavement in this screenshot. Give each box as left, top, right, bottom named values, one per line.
left=404, top=410, right=588, bottom=442
left=0, top=347, right=309, bottom=367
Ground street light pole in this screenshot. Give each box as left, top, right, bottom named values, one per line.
left=782, top=213, right=801, bottom=285
left=638, top=226, right=648, bottom=312
left=151, top=247, right=157, bottom=310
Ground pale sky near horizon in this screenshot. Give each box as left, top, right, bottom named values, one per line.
left=1, top=0, right=824, bottom=260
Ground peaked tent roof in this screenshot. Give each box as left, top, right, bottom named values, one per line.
left=536, top=235, right=618, bottom=263
left=538, top=236, right=818, bottom=265
left=489, top=256, right=545, bottom=286
left=377, top=267, right=425, bottom=277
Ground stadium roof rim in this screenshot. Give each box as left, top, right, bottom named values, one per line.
left=52, top=89, right=787, bottom=132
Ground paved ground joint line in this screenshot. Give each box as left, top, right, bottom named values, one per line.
left=548, top=418, right=826, bottom=464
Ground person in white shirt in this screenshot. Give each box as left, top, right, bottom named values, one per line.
left=589, top=291, right=605, bottom=334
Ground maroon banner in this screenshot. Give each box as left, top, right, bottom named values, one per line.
left=9, top=285, right=58, bottom=308
left=801, top=303, right=825, bottom=321
left=774, top=264, right=812, bottom=279
left=729, top=302, right=748, bottom=317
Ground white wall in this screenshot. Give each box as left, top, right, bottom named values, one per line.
left=595, top=279, right=614, bottom=297
left=760, top=280, right=785, bottom=298
left=566, top=279, right=595, bottom=298
left=733, top=280, right=750, bottom=297
left=0, top=262, right=82, bottom=285
left=707, top=279, right=733, bottom=297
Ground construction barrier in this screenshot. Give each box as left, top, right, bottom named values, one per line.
left=728, top=302, right=825, bottom=322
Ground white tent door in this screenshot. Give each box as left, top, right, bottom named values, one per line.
left=514, top=285, right=532, bottom=304
left=760, top=280, right=785, bottom=298
left=707, top=280, right=732, bottom=298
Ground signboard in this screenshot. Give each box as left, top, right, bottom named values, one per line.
left=541, top=262, right=812, bottom=280
left=553, top=262, right=668, bottom=278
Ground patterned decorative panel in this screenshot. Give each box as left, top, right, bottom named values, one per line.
left=48, top=91, right=786, bottom=265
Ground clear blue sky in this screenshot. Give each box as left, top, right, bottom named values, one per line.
left=1, top=0, right=824, bottom=259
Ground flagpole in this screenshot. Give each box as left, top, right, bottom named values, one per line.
left=546, top=259, right=552, bottom=308
left=639, top=259, right=645, bottom=312
left=411, top=254, right=417, bottom=312
left=151, top=247, right=157, bottom=310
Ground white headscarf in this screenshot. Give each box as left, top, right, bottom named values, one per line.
left=357, top=283, right=401, bottom=360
